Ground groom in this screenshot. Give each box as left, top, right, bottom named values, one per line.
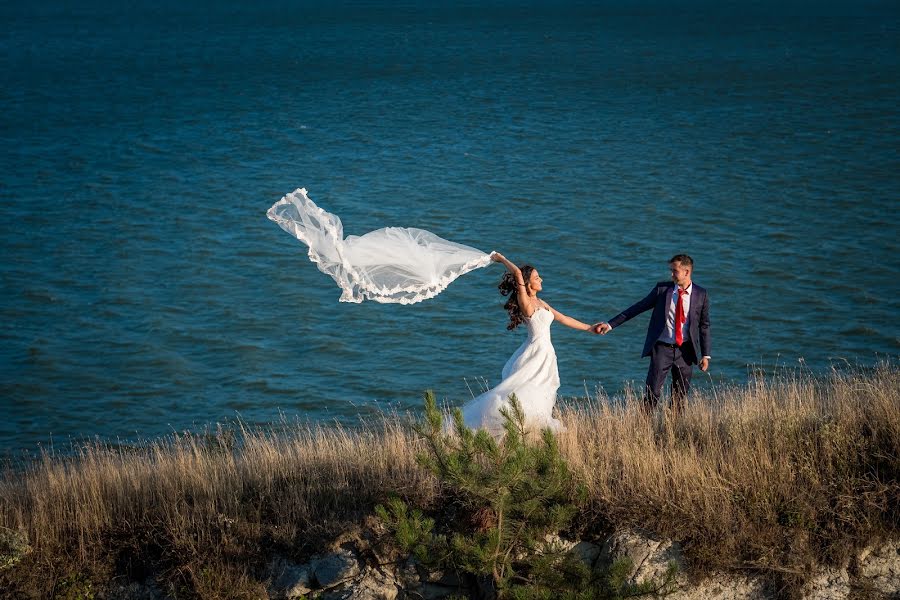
left=596, top=255, right=711, bottom=413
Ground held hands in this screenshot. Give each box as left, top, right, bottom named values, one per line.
left=592, top=322, right=612, bottom=335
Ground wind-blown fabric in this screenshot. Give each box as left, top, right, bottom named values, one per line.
left=267, top=188, right=494, bottom=304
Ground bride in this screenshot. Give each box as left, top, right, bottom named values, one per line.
left=266, top=189, right=599, bottom=436
left=461, top=252, right=599, bottom=436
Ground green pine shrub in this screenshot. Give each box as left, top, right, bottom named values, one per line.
left=377, top=391, right=676, bottom=598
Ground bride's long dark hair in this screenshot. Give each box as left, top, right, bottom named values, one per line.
left=498, top=265, right=535, bottom=330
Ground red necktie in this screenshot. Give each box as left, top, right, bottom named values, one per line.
left=675, top=288, right=686, bottom=346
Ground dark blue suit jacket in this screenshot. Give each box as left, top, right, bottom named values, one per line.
left=608, top=282, right=711, bottom=364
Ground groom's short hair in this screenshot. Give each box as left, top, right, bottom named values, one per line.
left=669, top=254, right=693, bottom=269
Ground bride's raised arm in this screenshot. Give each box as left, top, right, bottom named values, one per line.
left=544, top=303, right=595, bottom=332
left=491, top=252, right=535, bottom=317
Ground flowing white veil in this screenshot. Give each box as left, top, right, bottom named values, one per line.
left=267, top=188, right=495, bottom=304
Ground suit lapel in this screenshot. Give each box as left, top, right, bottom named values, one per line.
left=689, top=285, right=703, bottom=322
left=662, top=282, right=674, bottom=301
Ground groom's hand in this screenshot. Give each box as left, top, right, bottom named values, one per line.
left=700, top=357, right=710, bottom=371
left=594, top=322, right=612, bottom=335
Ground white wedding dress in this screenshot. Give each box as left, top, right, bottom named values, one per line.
left=461, top=306, right=564, bottom=436
left=267, top=187, right=562, bottom=435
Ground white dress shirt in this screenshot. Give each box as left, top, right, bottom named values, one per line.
left=659, top=283, right=691, bottom=345
left=658, top=283, right=711, bottom=360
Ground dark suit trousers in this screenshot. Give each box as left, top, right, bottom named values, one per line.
left=644, top=341, right=694, bottom=412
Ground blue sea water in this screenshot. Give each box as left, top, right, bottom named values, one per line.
left=1, top=0, right=899, bottom=455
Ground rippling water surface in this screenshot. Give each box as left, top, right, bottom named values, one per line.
left=2, top=0, right=899, bottom=454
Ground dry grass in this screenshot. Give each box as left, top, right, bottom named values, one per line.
left=0, top=419, right=435, bottom=598
left=559, top=363, right=900, bottom=587
left=1, top=364, right=898, bottom=598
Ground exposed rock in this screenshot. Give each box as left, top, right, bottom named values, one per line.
left=85, top=530, right=900, bottom=600
left=320, top=568, right=399, bottom=600
left=542, top=533, right=601, bottom=568
left=857, top=540, right=900, bottom=597
left=601, top=529, right=770, bottom=599
left=801, top=567, right=851, bottom=600
left=543, top=532, right=578, bottom=553
left=571, top=540, right=602, bottom=568
left=310, top=530, right=900, bottom=600
left=268, top=558, right=312, bottom=599
left=395, top=556, right=459, bottom=587
left=320, top=588, right=357, bottom=600
left=311, top=548, right=361, bottom=587
left=664, top=574, right=768, bottom=600
left=600, top=528, right=681, bottom=586
left=397, top=556, right=422, bottom=589
left=600, top=528, right=661, bottom=579
left=363, top=571, right=401, bottom=600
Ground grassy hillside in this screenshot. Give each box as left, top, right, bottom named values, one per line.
left=1, top=364, right=897, bottom=598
